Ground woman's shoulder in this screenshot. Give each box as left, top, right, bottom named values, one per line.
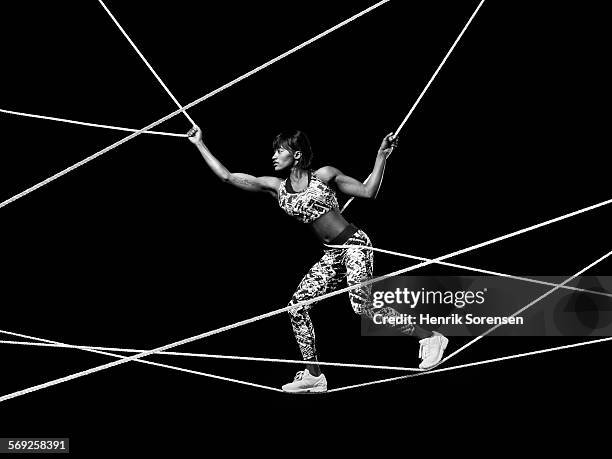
left=254, top=176, right=283, bottom=198
left=313, top=166, right=339, bottom=184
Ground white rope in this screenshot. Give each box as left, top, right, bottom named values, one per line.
left=0, top=0, right=391, bottom=210
left=4, top=335, right=612, bottom=396
left=0, top=329, right=280, bottom=394
left=395, top=0, right=487, bottom=136
left=0, top=108, right=186, bottom=137
left=1, top=195, right=611, bottom=401
left=97, top=0, right=195, bottom=126
left=328, top=336, right=612, bottom=393
left=325, top=243, right=612, bottom=299
left=341, top=0, right=486, bottom=213
left=0, top=338, right=423, bottom=372
left=328, top=248, right=612, bottom=392
left=5, top=335, right=610, bottom=394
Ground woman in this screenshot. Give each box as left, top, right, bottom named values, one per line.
left=187, top=126, right=448, bottom=393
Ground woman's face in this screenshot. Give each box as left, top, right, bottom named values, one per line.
left=272, top=147, right=299, bottom=171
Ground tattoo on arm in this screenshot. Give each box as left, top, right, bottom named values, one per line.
left=232, top=175, right=253, bottom=188
left=229, top=174, right=278, bottom=196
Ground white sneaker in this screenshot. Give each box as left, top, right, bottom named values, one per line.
left=281, top=369, right=327, bottom=393
left=418, top=331, right=449, bottom=369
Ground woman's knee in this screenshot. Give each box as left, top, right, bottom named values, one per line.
left=287, top=300, right=305, bottom=317
left=348, top=289, right=373, bottom=316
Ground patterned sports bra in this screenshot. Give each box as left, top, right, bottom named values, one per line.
left=278, top=170, right=339, bottom=224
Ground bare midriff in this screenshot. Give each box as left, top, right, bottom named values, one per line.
left=310, top=210, right=351, bottom=243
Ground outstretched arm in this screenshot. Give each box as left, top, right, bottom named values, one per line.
left=187, top=126, right=281, bottom=197
left=317, top=132, right=398, bottom=199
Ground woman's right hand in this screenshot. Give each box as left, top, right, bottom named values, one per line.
left=378, top=132, right=398, bottom=158
left=187, top=125, right=202, bottom=144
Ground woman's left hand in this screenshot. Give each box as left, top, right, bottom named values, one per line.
left=187, top=125, right=203, bottom=144
left=378, top=132, right=399, bottom=158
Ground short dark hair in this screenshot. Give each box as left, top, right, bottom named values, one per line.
left=272, top=130, right=313, bottom=170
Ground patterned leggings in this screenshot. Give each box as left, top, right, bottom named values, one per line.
left=288, top=229, right=414, bottom=361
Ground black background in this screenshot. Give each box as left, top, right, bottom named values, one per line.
left=1, top=0, right=610, bottom=452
